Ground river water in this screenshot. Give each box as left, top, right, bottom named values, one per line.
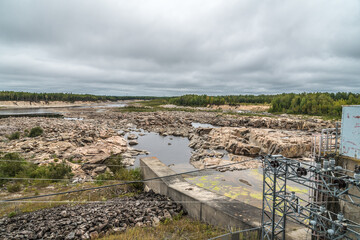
left=128, top=122, right=222, bottom=173
left=0, top=108, right=57, bottom=115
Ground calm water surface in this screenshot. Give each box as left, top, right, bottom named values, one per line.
left=0, top=108, right=56, bottom=115
left=128, top=130, right=195, bottom=173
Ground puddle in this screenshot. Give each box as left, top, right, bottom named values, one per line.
left=191, top=122, right=217, bottom=128
left=126, top=130, right=195, bottom=173
left=64, top=117, right=84, bottom=121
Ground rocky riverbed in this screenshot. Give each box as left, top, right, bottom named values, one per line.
left=0, top=107, right=335, bottom=179
left=0, top=191, right=184, bottom=240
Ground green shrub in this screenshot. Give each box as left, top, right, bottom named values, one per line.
left=96, top=170, right=143, bottom=190
left=95, top=171, right=115, bottom=185
left=29, top=161, right=73, bottom=181
left=7, top=183, right=22, bottom=193
left=0, top=153, right=28, bottom=183
left=104, top=154, right=124, bottom=174
left=8, top=212, right=17, bottom=218
left=24, top=129, right=29, bottom=137
left=29, top=127, right=43, bottom=138
left=6, top=132, right=20, bottom=140
left=0, top=153, right=73, bottom=188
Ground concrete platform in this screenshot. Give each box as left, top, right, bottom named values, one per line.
left=140, top=157, right=308, bottom=239
left=185, top=168, right=308, bottom=210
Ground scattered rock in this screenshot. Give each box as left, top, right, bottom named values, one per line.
left=127, top=134, right=138, bottom=140
left=0, top=191, right=184, bottom=240
left=128, top=140, right=138, bottom=146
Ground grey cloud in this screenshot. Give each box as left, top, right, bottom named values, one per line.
left=0, top=0, right=360, bottom=96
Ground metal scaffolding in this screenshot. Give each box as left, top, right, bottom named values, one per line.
left=261, top=155, right=360, bottom=240
left=261, top=155, right=287, bottom=240
left=312, top=123, right=341, bottom=158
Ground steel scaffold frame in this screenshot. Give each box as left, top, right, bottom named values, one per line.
left=261, top=155, right=360, bottom=240
left=261, top=155, right=287, bottom=240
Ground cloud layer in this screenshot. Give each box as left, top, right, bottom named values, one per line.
left=0, top=0, right=359, bottom=96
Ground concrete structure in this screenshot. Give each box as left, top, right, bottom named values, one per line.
left=334, top=106, right=360, bottom=236
left=341, top=105, right=360, bottom=159
left=140, top=157, right=306, bottom=239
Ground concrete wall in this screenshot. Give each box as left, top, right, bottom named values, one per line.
left=140, top=157, right=261, bottom=230
left=340, top=105, right=360, bottom=159
left=338, top=156, right=360, bottom=226
left=140, top=157, right=306, bottom=239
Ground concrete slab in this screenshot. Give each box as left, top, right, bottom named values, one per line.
left=185, top=168, right=308, bottom=210
left=140, top=157, right=309, bottom=239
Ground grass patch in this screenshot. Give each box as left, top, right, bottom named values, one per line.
left=6, top=131, right=20, bottom=140
left=98, top=216, right=227, bottom=240
left=0, top=154, right=144, bottom=217
left=117, top=106, right=157, bottom=113
left=319, top=115, right=341, bottom=121
left=0, top=181, right=139, bottom=217
left=7, top=182, right=22, bottom=193
left=137, top=99, right=169, bottom=107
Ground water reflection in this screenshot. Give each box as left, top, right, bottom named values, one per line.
left=0, top=108, right=55, bottom=115
left=127, top=130, right=195, bottom=173
left=191, top=122, right=217, bottom=128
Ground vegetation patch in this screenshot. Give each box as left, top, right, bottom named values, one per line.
left=0, top=152, right=73, bottom=190
left=98, top=216, right=227, bottom=240
left=164, top=92, right=359, bottom=118
left=6, top=131, right=20, bottom=140
left=117, top=106, right=157, bottom=113
left=0, top=91, right=162, bottom=102
left=169, top=94, right=274, bottom=107
left=28, top=126, right=44, bottom=137
left=96, top=155, right=143, bottom=190
left=137, top=98, right=170, bottom=107
left=0, top=182, right=137, bottom=217
left=269, top=92, right=360, bottom=118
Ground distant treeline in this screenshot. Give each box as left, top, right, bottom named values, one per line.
left=169, top=92, right=360, bottom=117
left=0, top=91, right=160, bottom=102
left=169, top=94, right=274, bottom=106
left=269, top=92, right=360, bottom=117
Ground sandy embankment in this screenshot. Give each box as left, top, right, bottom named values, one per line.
left=0, top=100, right=124, bottom=109
left=211, top=104, right=270, bottom=112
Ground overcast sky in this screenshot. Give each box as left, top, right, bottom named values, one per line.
left=0, top=0, right=359, bottom=96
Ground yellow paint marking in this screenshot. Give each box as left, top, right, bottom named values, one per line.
left=287, top=186, right=307, bottom=194
left=250, top=192, right=263, bottom=200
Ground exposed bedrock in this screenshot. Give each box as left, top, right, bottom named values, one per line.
left=0, top=110, right=331, bottom=177
left=189, top=127, right=313, bottom=166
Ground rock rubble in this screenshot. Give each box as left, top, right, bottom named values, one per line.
left=0, top=191, right=184, bottom=240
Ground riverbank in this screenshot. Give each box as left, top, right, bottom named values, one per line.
left=0, top=100, right=129, bottom=109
